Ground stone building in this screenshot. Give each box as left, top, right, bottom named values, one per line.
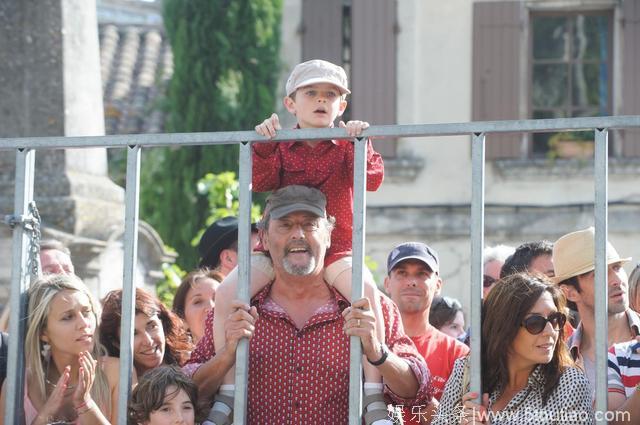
left=0, top=0, right=174, bottom=302
left=277, top=0, right=640, bottom=312
left=5, top=0, right=637, bottom=314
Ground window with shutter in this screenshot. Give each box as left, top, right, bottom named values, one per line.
left=472, top=1, right=525, bottom=160
left=300, top=0, right=398, bottom=158
left=530, top=11, right=613, bottom=159
left=300, top=0, right=343, bottom=64
left=351, top=0, right=397, bottom=157
left=621, top=0, right=640, bottom=156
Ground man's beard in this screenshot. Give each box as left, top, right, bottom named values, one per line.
left=282, top=242, right=316, bottom=276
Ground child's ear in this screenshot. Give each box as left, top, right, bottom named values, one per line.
left=337, top=99, right=347, bottom=116
left=283, top=96, right=296, bottom=115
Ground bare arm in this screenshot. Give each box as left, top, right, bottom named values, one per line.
left=373, top=349, right=419, bottom=398
left=0, top=380, right=6, bottom=425
left=192, top=302, right=257, bottom=401
left=343, top=298, right=419, bottom=398
left=609, top=390, right=640, bottom=425
left=192, top=346, right=236, bottom=401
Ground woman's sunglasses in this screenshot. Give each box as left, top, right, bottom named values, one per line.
left=521, top=312, right=566, bottom=335
left=483, top=275, right=496, bottom=288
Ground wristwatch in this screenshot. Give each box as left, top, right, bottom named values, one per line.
left=367, top=343, right=389, bottom=366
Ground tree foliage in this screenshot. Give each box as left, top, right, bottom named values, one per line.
left=156, top=171, right=264, bottom=304
left=142, top=0, right=282, bottom=270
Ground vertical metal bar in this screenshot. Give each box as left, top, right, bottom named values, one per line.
left=233, top=142, right=253, bottom=425
left=349, top=137, right=367, bottom=425
left=4, top=148, right=35, bottom=425
left=470, top=133, right=485, bottom=398
left=593, top=128, right=608, bottom=422
left=117, top=144, right=141, bottom=424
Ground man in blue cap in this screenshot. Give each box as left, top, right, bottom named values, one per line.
left=384, top=242, right=469, bottom=424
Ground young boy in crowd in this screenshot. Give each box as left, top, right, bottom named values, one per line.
left=210, top=59, right=388, bottom=424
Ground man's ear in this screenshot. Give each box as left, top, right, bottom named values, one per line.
left=261, top=230, right=270, bottom=251
left=325, top=226, right=332, bottom=249
left=383, top=276, right=391, bottom=293
left=559, top=284, right=579, bottom=303
left=435, top=276, right=443, bottom=295
left=283, top=96, right=296, bottom=115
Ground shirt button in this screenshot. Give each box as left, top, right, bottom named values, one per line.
left=294, top=401, right=301, bottom=409
left=296, top=366, right=302, bottom=372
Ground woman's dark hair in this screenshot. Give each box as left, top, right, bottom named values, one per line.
left=482, top=273, right=573, bottom=405
left=172, top=268, right=224, bottom=319
left=429, top=296, right=463, bottom=329
left=100, top=288, right=192, bottom=368
left=128, top=365, right=204, bottom=424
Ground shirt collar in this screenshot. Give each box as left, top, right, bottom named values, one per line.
left=626, top=309, right=640, bottom=336
left=567, top=309, right=640, bottom=359
left=287, top=123, right=340, bottom=146
left=567, top=323, right=583, bottom=361
left=252, top=280, right=350, bottom=312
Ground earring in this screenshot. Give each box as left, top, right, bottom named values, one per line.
left=41, top=342, right=51, bottom=361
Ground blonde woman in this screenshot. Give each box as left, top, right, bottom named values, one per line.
left=0, top=274, right=121, bottom=424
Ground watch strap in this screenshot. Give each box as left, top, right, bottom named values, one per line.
left=367, top=343, right=389, bottom=366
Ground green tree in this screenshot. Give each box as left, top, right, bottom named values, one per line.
left=156, top=171, right=264, bottom=304
left=142, top=0, right=282, bottom=270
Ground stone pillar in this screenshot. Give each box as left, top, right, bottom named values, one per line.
left=0, top=0, right=174, bottom=299
left=0, top=0, right=125, bottom=241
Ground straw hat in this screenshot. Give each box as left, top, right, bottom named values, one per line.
left=552, top=227, right=631, bottom=284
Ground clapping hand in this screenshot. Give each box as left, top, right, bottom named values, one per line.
left=36, top=365, right=71, bottom=423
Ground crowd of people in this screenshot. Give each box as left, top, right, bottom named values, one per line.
left=0, top=58, right=639, bottom=425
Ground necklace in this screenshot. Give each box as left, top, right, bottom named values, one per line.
left=45, top=377, right=76, bottom=391
left=45, top=360, right=76, bottom=391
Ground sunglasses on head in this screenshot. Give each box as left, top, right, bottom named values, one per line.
left=521, top=311, right=566, bottom=335
left=483, top=275, right=496, bottom=288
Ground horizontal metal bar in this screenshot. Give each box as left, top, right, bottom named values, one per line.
left=0, top=116, right=638, bottom=150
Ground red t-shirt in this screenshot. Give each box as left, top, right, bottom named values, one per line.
left=402, top=326, right=469, bottom=425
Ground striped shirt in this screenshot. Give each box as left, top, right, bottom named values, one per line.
left=607, top=339, right=640, bottom=398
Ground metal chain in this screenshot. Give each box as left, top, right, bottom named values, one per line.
left=26, top=201, right=41, bottom=277
left=3, top=202, right=42, bottom=277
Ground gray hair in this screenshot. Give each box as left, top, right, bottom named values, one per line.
left=39, top=239, right=71, bottom=256
left=483, top=244, right=515, bottom=266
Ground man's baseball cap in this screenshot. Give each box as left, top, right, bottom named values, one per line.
left=552, top=226, right=631, bottom=284
left=262, top=185, right=327, bottom=224
left=198, top=217, right=257, bottom=268
left=285, top=59, right=350, bottom=96
left=387, top=242, right=440, bottom=275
